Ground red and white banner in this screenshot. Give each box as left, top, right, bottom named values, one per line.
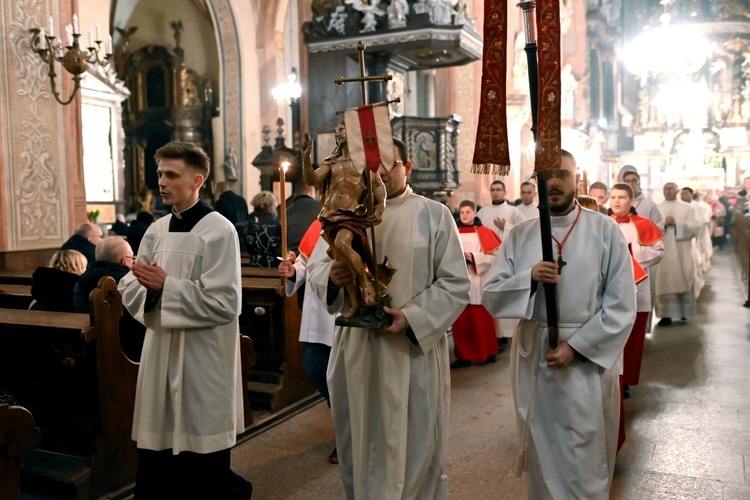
left=344, top=101, right=394, bottom=174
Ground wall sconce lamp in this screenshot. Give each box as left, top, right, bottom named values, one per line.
left=29, top=14, right=113, bottom=105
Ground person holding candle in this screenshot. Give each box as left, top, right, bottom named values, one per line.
left=118, top=141, right=252, bottom=498
left=244, top=190, right=282, bottom=268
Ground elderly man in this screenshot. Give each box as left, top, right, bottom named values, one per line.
left=73, top=236, right=134, bottom=313
left=482, top=150, right=636, bottom=499
left=654, top=182, right=703, bottom=326
left=61, top=222, right=103, bottom=265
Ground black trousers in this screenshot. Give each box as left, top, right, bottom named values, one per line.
left=135, top=448, right=252, bottom=499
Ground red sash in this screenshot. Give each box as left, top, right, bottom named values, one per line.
left=458, top=225, right=502, bottom=254
left=298, top=219, right=322, bottom=260
left=614, top=214, right=663, bottom=285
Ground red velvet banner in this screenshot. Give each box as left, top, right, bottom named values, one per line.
left=471, top=0, right=510, bottom=175
left=356, top=105, right=382, bottom=173
left=535, top=0, right=562, bottom=172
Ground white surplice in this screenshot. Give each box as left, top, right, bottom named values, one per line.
left=286, top=253, right=336, bottom=346
left=633, top=193, right=663, bottom=228
left=654, top=200, right=702, bottom=319
left=616, top=221, right=665, bottom=312
left=308, top=186, right=470, bottom=500
left=481, top=206, right=636, bottom=500
left=477, top=201, right=525, bottom=240
left=517, top=202, right=539, bottom=221
left=119, top=213, right=244, bottom=454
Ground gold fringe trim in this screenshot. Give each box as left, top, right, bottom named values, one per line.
left=471, top=163, right=511, bottom=176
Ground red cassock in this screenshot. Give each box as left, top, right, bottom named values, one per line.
left=452, top=226, right=501, bottom=363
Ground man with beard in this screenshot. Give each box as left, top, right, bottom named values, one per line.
left=482, top=150, right=636, bottom=499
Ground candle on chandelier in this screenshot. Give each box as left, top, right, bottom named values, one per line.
left=72, top=14, right=79, bottom=34
left=88, top=30, right=93, bottom=48
left=48, top=16, right=54, bottom=36
left=96, top=23, right=100, bottom=41
left=65, top=24, right=73, bottom=46
left=106, top=35, right=112, bottom=55
left=39, top=28, right=46, bottom=49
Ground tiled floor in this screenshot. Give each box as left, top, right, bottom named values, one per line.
left=231, top=248, right=750, bottom=499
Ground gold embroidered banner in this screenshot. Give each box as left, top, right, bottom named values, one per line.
left=471, top=0, right=510, bottom=175
left=534, top=0, right=562, bottom=172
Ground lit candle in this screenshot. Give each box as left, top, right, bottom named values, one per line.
left=39, top=28, right=46, bottom=49
left=72, top=14, right=78, bottom=34
left=105, top=34, right=112, bottom=54
left=88, top=30, right=92, bottom=47
left=48, top=16, right=54, bottom=36
left=279, top=161, right=290, bottom=263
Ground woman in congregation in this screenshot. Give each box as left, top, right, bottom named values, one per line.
left=244, top=191, right=282, bottom=267
left=30, top=249, right=87, bottom=312
left=451, top=200, right=502, bottom=368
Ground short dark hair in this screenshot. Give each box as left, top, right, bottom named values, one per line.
left=521, top=181, right=536, bottom=190
left=623, top=170, right=640, bottom=181
left=561, top=149, right=575, bottom=161
left=393, top=138, right=409, bottom=163
left=611, top=183, right=634, bottom=199
left=589, top=181, right=608, bottom=193
left=155, top=142, right=211, bottom=178
left=458, top=200, right=476, bottom=211
left=681, top=187, right=694, bottom=195
left=491, top=180, right=506, bottom=190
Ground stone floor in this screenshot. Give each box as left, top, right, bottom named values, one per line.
left=230, top=247, right=750, bottom=499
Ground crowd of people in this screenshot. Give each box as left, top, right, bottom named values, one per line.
left=22, top=135, right=749, bottom=499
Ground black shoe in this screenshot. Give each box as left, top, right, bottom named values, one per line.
left=657, top=317, right=672, bottom=326
left=329, top=447, right=338, bottom=464
left=680, top=317, right=687, bottom=322
left=450, top=359, right=471, bottom=369
left=486, top=355, right=497, bottom=363
left=497, top=338, right=508, bottom=353
left=623, top=385, right=630, bottom=399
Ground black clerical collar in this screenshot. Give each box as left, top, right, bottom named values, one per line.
left=491, top=200, right=506, bottom=206
left=169, top=199, right=213, bottom=232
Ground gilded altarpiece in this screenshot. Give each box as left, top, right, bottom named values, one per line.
left=1, top=0, right=70, bottom=250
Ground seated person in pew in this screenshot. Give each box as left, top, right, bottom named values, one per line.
left=73, top=237, right=145, bottom=362
left=61, top=222, right=103, bottom=265
left=30, top=249, right=87, bottom=312
left=119, top=142, right=252, bottom=499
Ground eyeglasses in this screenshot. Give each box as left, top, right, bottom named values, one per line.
left=125, top=255, right=136, bottom=261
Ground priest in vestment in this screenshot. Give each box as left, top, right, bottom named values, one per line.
left=308, top=139, right=470, bottom=499
left=450, top=200, right=501, bottom=368
left=654, top=183, right=703, bottom=325
left=609, top=184, right=665, bottom=390
left=482, top=151, right=636, bottom=499
left=119, top=142, right=250, bottom=498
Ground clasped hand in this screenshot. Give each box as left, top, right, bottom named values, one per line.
left=132, top=261, right=167, bottom=292
left=545, top=342, right=575, bottom=368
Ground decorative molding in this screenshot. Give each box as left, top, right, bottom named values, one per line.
left=3, top=0, right=67, bottom=248
left=208, top=0, right=242, bottom=183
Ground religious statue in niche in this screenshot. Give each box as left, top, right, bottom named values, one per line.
left=345, top=0, right=386, bottom=33
left=302, top=123, right=394, bottom=326
left=223, top=147, right=238, bottom=182
left=561, top=63, right=577, bottom=122
left=429, top=0, right=458, bottom=26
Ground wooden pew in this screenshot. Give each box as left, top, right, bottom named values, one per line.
left=240, top=268, right=314, bottom=413
left=0, top=404, right=40, bottom=500
left=0, top=269, right=33, bottom=286
left=0, top=284, right=32, bottom=309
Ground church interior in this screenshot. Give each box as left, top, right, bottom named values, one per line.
left=1, top=0, right=750, bottom=498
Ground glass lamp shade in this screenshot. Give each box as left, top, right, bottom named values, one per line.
left=624, top=24, right=710, bottom=78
